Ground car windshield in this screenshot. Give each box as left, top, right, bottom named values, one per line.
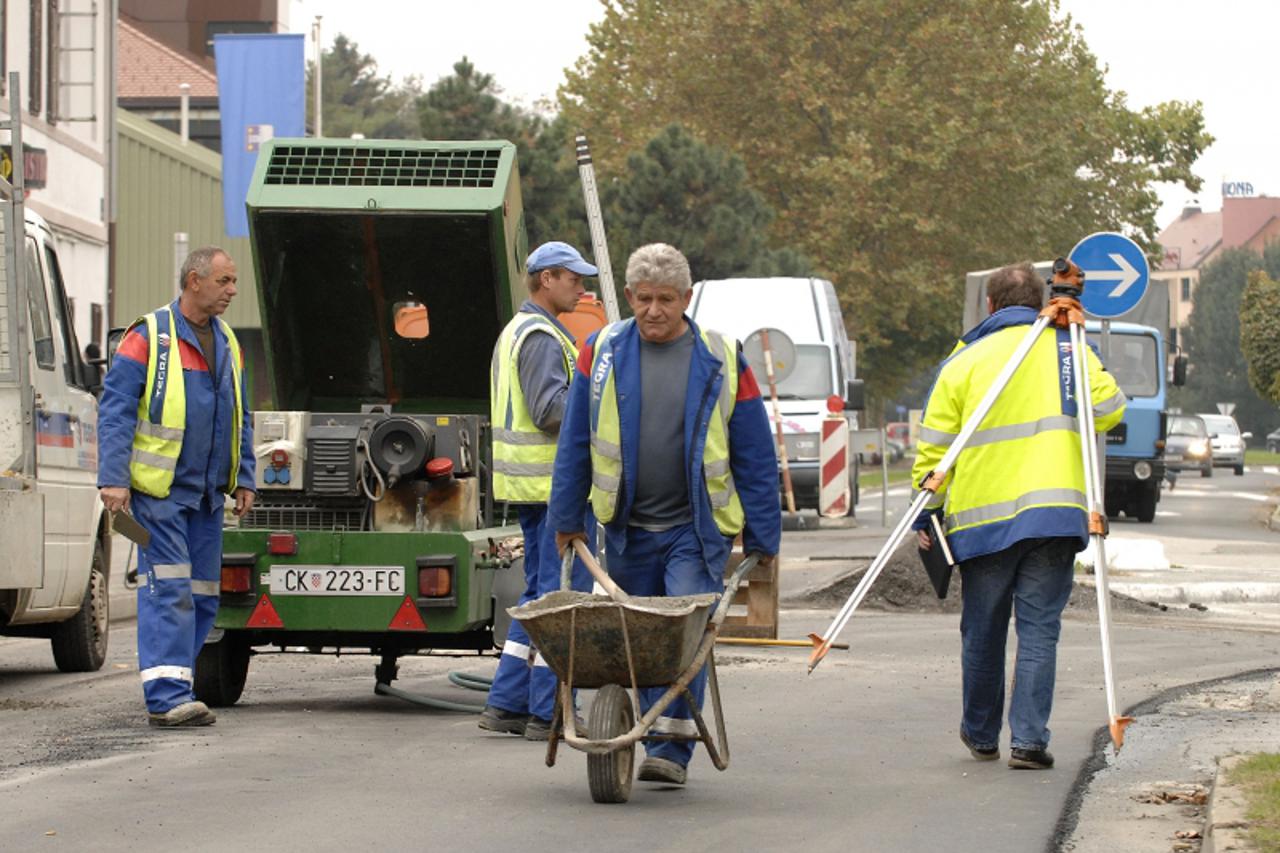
left=774, top=344, right=835, bottom=399
left=1169, top=416, right=1207, bottom=437
left=1201, top=416, right=1239, bottom=436
left=1087, top=332, right=1158, bottom=398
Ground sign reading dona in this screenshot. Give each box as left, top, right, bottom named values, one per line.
left=1222, top=181, right=1255, bottom=198
left=0, top=144, right=49, bottom=189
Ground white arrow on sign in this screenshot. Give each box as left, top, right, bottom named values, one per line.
left=1084, top=252, right=1141, bottom=298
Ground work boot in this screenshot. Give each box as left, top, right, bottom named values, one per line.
left=1008, top=747, right=1054, bottom=770
left=523, top=716, right=553, bottom=741
left=960, top=727, right=999, bottom=761
left=148, top=700, right=216, bottom=728
left=637, top=756, right=687, bottom=785
left=477, top=705, right=528, bottom=735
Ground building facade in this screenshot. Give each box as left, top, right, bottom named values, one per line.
left=2, top=0, right=115, bottom=354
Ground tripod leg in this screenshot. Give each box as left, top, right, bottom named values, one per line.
left=808, top=315, right=1055, bottom=674
left=1069, top=322, right=1132, bottom=748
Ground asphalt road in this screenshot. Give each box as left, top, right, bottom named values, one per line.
left=1, top=465, right=1277, bottom=852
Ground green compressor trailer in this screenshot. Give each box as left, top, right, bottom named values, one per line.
left=194, top=139, right=529, bottom=705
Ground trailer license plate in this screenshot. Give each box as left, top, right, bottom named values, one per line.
left=269, top=566, right=405, bottom=596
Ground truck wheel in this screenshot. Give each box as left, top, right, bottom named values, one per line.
left=1234, top=464, right=1244, bottom=476
left=194, top=634, right=251, bottom=707
left=51, top=541, right=109, bottom=672
left=1201, top=465, right=1212, bottom=478
left=1134, top=483, right=1157, bottom=523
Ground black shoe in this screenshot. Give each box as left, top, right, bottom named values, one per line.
left=523, top=717, right=552, bottom=741
left=478, top=705, right=528, bottom=735
left=960, top=728, right=999, bottom=761
left=637, top=757, right=687, bottom=785
left=1008, top=747, right=1054, bottom=769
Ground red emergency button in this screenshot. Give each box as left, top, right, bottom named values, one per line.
left=270, top=449, right=289, bottom=468
left=425, top=457, right=454, bottom=480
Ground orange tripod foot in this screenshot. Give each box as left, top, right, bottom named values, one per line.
left=1109, top=715, right=1134, bottom=749
left=807, top=633, right=832, bottom=674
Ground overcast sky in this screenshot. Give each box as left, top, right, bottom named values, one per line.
left=290, top=0, right=1277, bottom=228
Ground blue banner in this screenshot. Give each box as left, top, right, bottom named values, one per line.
left=214, top=34, right=305, bottom=237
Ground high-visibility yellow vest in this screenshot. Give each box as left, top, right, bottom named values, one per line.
left=911, top=324, right=1125, bottom=542
left=489, top=311, right=577, bottom=503
left=587, top=321, right=745, bottom=536
left=129, top=308, right=244, bottom=498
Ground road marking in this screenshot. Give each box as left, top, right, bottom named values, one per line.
left=1263, top=466, right=1279, bottom=475
left=1231, top=491, right=1272, bottom=503
left=1154, top=510, right=1181, bottom=517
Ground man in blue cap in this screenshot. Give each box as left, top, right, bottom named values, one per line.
left=481, top=241, right=599, bottom=740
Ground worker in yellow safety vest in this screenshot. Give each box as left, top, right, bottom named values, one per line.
left=481, top=241, right=599, bottom=741
left=913, top=262, right=1126, bottom=770
left=97, top=246, right=256, bottom=728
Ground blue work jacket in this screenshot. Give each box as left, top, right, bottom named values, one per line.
left=548, top=316, right=781, bottom=580
left=97, top=299, right=255, bottom=509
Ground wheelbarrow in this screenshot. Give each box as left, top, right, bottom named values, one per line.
left=509, top=540, right=763, bottom=803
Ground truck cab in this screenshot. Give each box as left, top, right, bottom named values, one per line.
left=1, top=207, right=111, bottom=671
left=1085, top=321, right=1181, bottom=523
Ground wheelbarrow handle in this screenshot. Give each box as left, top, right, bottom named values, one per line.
left=565, top=538, right=631, bottom=603
left=710, top=552, right=765, bottom=628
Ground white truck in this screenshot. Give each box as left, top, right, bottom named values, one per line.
left=0, top=75, right=110, bottom=671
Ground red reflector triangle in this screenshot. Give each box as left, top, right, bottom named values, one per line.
left=246, top=593, right=285, bottom=629
left=388, top=595, right=427, bottom=632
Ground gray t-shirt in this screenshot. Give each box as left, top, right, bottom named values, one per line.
left=630, top=326, right=694, bottom=530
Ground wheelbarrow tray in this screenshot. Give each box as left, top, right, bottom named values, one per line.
left=510, top=590, right=717, bottom=689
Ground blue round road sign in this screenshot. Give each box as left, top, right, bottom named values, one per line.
left=1069, top=232, right=1150, bottom=319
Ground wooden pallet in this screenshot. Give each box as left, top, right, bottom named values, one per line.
left=720, top=546, right=778, bottom=639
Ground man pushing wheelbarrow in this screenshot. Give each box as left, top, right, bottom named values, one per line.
left=542, top=243, right=781, bottom=795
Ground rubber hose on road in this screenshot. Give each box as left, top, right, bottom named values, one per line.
left=374, top=681, right=486, bottom=713
left=448, top=671, right=493, bottom=692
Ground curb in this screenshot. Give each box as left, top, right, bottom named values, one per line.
left=1203, top=753, right=1254, bottom=853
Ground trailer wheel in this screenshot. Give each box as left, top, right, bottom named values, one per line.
left=194, top=633, right=251, bottom=706
left=51, top=541, right=109, bottom=672
left=586, top=684, right=635, bottom=804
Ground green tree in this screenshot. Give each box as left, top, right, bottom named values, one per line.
left=1178, top=247, right=1279, bottom=435
left=309, top=34, right=420, bottom=139
left=1239, top=269, right=1280, bottom=404
left=561, top=0, right=1211, bottom=397
left=416, top=60, right=586, bottom=255
left=605, top=124, right=808, bottom=282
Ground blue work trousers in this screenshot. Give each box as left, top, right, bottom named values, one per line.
left=133, top=493, right=224, bottom=713
left=487, top=506, right=591, bottom=722
left=958, top=536, right=1078, bottom=752
left=608, top=523, right=722, bottom=769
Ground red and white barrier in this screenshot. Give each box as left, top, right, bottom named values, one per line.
left=819, top=413, right=850, bottom=518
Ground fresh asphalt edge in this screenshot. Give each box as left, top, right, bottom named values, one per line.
left=1047, top=665, right=1280, bottom=853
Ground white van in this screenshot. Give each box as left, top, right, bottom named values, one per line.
left=689, top=276, right=860, bottom=514
left=0, top=206, right=111, bottom=671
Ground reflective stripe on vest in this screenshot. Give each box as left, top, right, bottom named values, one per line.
left=129, top=308, right=244, bottom=498
left=587, top=322, right=745, bottom=536
left=490, top=311, right=577, bottom=503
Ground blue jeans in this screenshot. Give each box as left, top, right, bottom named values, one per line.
left=958, top=537, right=1077, bottom=751
left=608, top=523, right=722, bottom=768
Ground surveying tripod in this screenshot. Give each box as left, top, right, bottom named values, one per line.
left=807, top=258, right=1133, bottom=749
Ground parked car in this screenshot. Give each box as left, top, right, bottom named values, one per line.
left=1197, top=413, right=1251, bottom=476
left=1164, top=414, right=1212, bottom=477
left=1267, top=426, right=1280, bottom=454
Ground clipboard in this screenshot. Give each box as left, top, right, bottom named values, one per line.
left=917, top=513, right=955, bottom=599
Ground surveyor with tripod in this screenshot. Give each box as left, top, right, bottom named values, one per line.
left=912, top=263, right=1127, bottom=770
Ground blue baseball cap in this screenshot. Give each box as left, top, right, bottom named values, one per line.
left=526, top=241, right=599, bottom=276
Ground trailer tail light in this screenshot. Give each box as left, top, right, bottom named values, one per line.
left=268, top=532, right=298, bottom=556
left=415, top=554, right=458, bottom=608
left=221, top=565, right=253, bottom=593
left=418, top=566, right=452, bottom=597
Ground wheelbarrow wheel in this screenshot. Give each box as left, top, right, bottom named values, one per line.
left=587, top=684, right=635, bottom=804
